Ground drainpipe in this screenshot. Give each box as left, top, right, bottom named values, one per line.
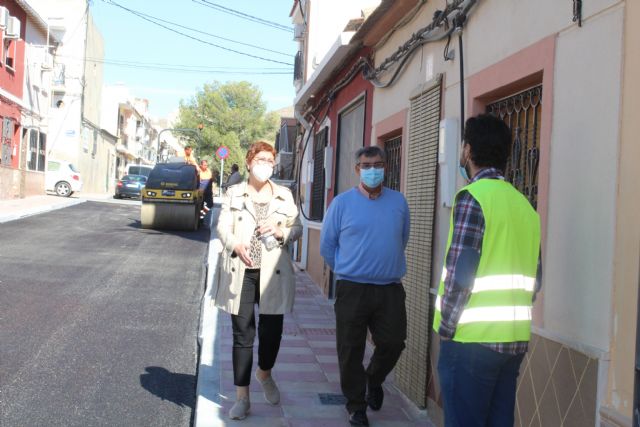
left=294, top=105, right=312, bottom=271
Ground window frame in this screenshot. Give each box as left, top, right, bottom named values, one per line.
left=4, top=37, right=16, bottom=72
left=25, top=128, right=47, bottom=172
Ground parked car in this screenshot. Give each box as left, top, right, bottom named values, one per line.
left=114, top=174, right=147, bottom=199
left=46, top=159, right=82, bottom=197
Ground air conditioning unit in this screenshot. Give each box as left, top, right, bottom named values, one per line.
left=5, top=16, right=20, bottom=39
left=293, top=23, right=305, bottom=40
left=0, top=7, right=8, bottom=29
left=41, top=52, right=53, bottom=70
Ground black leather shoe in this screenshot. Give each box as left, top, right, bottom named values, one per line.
left=349, top=409, right=369, bottom=426
left=366, top=384, right=384, bottom=411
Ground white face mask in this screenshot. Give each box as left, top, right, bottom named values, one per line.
left=250, top=164, right=273, bottom=182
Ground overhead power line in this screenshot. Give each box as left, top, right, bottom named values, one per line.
left=192, top=0, right=292, bottom=32
left=58, top=54, right=292, bottom=74
left=102, top=3, right=290, bottom=57
left=102, top=0, right=293, bottom=66
left=80, top=56, right=292, bottom=70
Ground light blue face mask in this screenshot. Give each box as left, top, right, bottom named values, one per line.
left=459, top=157, right=470, bottom=182
left=360, top=167, right=385, bottom=188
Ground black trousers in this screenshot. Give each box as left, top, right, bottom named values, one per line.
left=231, top=269, right=284, bottom=386
left=203, top=179, right=214, bottom=207
left=334, top=280, right=407, bottom=413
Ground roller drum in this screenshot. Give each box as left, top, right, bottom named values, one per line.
left=140, top=202, right=199, bottom=231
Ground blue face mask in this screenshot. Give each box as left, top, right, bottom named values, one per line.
left=459, top=164, right=470, bottom=182
left=459, top=157, right=470, bottom=182
left=360, top=167, right=385, bottom=188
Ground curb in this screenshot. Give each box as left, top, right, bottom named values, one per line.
left=194, top=208, right=224, bottom=427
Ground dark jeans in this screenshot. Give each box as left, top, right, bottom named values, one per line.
left=437, top=340, right=526, bottom=427
left=231, top=269, right=284, bottom=386
left=334, top=280, right=407, bottom=413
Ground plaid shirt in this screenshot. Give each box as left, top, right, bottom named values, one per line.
left=438, top=168, right=539, bottom=354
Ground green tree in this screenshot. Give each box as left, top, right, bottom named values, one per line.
left=176, top=81, right=279, bottom=175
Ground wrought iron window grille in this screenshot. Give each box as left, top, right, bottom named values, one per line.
left=384, top=136, right=402, bottom=191
left=486, top=85, right=542, bottom=210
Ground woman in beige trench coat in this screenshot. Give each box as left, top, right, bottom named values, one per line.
left=215, top=141, right=301, bottom=420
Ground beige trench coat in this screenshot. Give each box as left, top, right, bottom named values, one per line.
left=214, top=180, right=302, bottom=315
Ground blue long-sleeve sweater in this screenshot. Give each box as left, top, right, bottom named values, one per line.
left=320, top=187, right=410, bottom=285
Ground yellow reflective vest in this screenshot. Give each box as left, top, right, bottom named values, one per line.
left=433, top=178, right=540, bottom=343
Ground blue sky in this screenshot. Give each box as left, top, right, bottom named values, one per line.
left=90, top=0, right=297, bottom=118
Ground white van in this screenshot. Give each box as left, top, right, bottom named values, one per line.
left=46, top=159, right=83, bottom=197
left=126, top=164, right=153, bottom=178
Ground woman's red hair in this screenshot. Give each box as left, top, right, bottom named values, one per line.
left=246, top=140, right=277, bottom=163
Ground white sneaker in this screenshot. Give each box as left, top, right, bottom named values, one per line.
left=254, top=371, right=280, bottom=405
left=229, top=396, right=250, bottom=420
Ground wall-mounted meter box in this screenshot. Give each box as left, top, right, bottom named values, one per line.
left=324, top=145, right=333, bottom=189
left=438, top=118, right=459, bottom=208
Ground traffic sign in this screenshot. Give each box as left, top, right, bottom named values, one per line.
left=216, top=146, right=229, bottom=160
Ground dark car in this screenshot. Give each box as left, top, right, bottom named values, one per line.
left=115, top=174, right=147, bottom=199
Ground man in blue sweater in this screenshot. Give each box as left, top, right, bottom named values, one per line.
left=320, top=145, right=410, bottom=427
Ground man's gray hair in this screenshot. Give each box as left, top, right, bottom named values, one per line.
left=355, top=145, right=386, bottom=163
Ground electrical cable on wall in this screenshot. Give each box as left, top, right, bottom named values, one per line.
left=454, top=11, right=467, bottom=140
left=362, top=0, right=478, bottom=89
left=293, top=0, right=480, bottom=215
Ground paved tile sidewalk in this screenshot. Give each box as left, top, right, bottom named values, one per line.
left=203, top=270, right=433, bottom=426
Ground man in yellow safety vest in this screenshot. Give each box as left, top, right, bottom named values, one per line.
left=434, top=114, right=541, bottom=427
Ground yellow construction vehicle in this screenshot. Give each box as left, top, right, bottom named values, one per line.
left=140, top=162, right=204, bottom=231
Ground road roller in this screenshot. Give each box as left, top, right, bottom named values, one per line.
left=140, top=162, right=204, bottom=231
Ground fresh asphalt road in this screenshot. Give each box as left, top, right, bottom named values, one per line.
left=0, top=201, right=209, bottom=427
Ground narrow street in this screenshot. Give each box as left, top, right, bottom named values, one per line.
left=0, top=201, right=208, bottom=426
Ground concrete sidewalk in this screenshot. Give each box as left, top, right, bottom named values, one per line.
left=196, top=219, right=433, bottom=426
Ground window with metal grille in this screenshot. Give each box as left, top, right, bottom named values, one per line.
left=310, top=127, right=327, bottom=221
left=486, top=85, right=542, bottom=209
left=383, top=136, right=401, bottom=191
left=27, top=129, right=38, bottom=171
left=38, top=132, right=46, bottom=171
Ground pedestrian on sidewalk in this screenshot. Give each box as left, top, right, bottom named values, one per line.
left=222, top=163, right=243, bottom=190
left=434, top=114, right=541, bottom=427
left=320, top=145, right=410, bottom=427
left=215, top=140, right=302, bottom=420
